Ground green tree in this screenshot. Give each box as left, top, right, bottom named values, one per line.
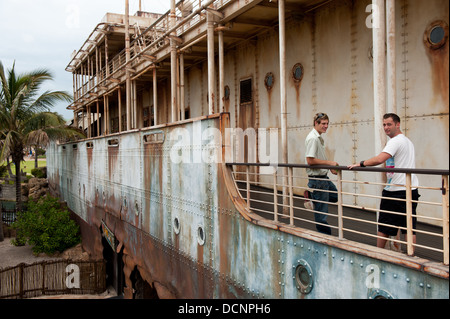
left=0, top=61, right=84, bottom=218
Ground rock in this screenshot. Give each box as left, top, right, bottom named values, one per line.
left=60, top=243, right=90, bottom=261
left=26, top=177, right=49, bottom=200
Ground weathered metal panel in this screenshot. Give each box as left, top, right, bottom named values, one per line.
left=47, top=114, right=448, bottom=299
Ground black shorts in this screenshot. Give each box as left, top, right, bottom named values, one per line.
left=378, top=189, right=420, bottom=236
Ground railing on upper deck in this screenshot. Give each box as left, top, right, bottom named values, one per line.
left=72, top=0, right=234, bottom=108
left=227, top=163, right=449, bottom=265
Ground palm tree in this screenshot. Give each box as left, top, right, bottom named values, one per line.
left=0, top=60, right=84, bottom=217
left=26, top=111, right=83, bottom=168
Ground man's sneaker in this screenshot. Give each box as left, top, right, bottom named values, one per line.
left=304, top=190, right=314, bottom=210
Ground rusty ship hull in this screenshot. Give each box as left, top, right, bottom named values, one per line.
left=47, top=0, right=448, bottom=298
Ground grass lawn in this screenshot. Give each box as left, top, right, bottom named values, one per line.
left=2, top=158, right=46, bottom=176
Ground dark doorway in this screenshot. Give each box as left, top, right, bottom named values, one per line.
left=131, top=266, right=159, bottom=299
left=102, top=236, right=124, bottom=296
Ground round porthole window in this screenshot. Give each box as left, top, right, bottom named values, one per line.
left=368, top=289, right=394, bottom=299
left=292, top=63, right=304, bottom=83
left=224, top=85, right=230, bottom=101
left=197, top=225, right=205, bottom=246
left=293, top=259, right=314, bottom=294
left=264, top=72, right=275, bottom=90
left=173, top=217, right=181, bottom=235
left=424, top=21, right=448, bottom=49
left=135, top=200, right=139, bottom=216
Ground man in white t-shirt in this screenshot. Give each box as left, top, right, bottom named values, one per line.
left=348, top=113, right=420, bottom=251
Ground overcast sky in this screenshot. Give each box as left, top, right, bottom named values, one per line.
left=0, top=0, right=171, bottom=120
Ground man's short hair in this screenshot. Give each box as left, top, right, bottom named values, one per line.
left=314, top=112, right=329, bottom=125
left=383, top=113, right=400, bottom=123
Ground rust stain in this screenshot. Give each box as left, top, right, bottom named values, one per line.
left=108, top=143, right=119, bottom=180
left=294, top=80, right=301, bottom=115
left=267, top=88, right=272, bottom=115
left=427, top=40, right=449, bottom=109
left=86, top=146, right=93, bottom=169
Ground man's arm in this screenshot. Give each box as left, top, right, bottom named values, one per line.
left=306, top=157, right=338, bottom=167
left=306, top=157, right=339, bottom=175
left=348, top=152, right=391, bottom=169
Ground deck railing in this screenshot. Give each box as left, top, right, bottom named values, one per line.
left=72, top=0, right=235, bottom=107
left=228, top=163, right=449, bottom=265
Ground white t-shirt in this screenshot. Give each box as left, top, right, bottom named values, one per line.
left=382, top=134, right=419, bottom=191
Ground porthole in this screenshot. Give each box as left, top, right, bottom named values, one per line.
left=292, top=63, right=304, bottom=83
left=424, top=21, right=448, bottom=49
left=197, top=225, right=205, bottom=246
left=173, top=217, right=181, bottom=234
left=264, top=72, right=275, bottom=90
left=224, top=85, right=230, bottom=101
left=293, top=259, right=313, bottom=294
left=368, top=289, right=394, bottom=299
left=135, top=200, right=139, bottom=216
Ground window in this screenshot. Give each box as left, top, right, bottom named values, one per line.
left=424, top=21, right=448, bottom=49
left=292, top=63, right=304, bottom=83
left=240, top=78, right=252, bottom=104
left=264, top=72, right=274, bottom=90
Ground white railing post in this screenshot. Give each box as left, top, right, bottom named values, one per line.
left=336, top=169, right=343, bottom=240
left=442, top=175, right=449, bottom=265
left=246, top=165, right=250, bottom=209
left=288, top=167, right=294, bottom=226
left=406, top=173, right=414, bottom=256
left=273, top=168, right=278, bottom=222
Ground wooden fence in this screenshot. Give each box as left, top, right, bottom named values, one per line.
left=0, top=259, right=106, bottom=299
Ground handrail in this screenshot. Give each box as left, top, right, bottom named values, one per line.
left=227, top=162, right=450, bottom=176
left=227, top=162, right=449, bottom=265
left=70, top=0, right=226, bottom=110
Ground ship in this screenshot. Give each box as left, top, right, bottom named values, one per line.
left=47, top=0, right=449, bottom=299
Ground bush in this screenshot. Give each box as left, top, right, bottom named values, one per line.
left=31, top=167, right=46, bottom=178
left=0, top=164, right=7, bottom=178
left=12, top=196, right=80, bottom=254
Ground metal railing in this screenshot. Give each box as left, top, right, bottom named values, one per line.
left=228, top=163, right=449, bottom=265
left=72, top=0, right=233, bottom=107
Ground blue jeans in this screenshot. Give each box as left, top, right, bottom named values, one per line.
left=308, top=176, right=338, bottom=235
